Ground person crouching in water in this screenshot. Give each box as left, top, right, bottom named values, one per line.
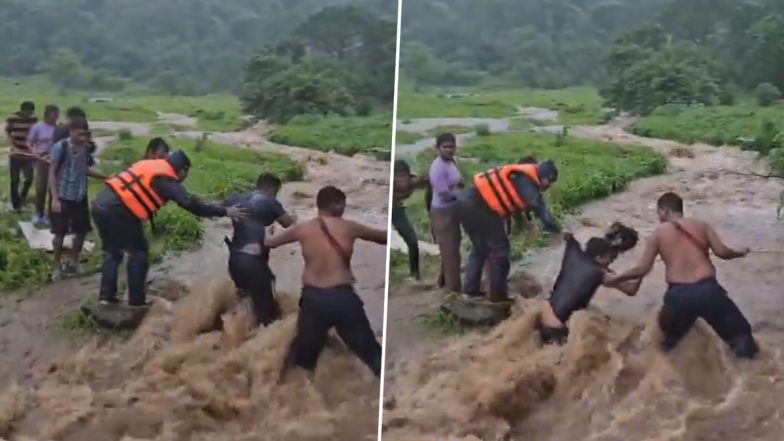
left=266, top=186, right=386, bottom=378
left=91, top=150, right=245, bottom=306
left=460, top=159, right=561, bottom=302
left=223, top=173, right=296, bottom=326
left=538, top=234, right=642, bottom=344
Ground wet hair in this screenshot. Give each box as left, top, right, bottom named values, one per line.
left=66, top=107, right=86, bottom=119
left=317, top=185, right=346, bottom=211
left=44, top=105, right=59, bottom=118
left=68, top=117, right=89, bottom=131
left=436, top=133, right=456, bottom=148
left=145, top=137, right=170, bottom=158
left=394, top=159, right=411, bottom=176
left=657, top=192, right=683, bottom=214
left=167, top=149, right=191, bottom=172
left=538, top=159, right=558, bottom=183
left=585, top=237, right=616, bottom=260
left=20, top=101, right=34, bottom=112
left=604, top=222, right=639, bottom=254
left=518, top=155, right=537, bottom=164
left=257, top=173, right=282, bottom=189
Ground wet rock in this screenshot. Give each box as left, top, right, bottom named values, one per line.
left=441, top=296, right=511, bottom=327
left=81, top=302, right=150, bottom=330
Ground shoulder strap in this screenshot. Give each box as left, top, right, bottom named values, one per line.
left=317, top=216, right=352, bottom=269
left=671, top=220, right=709, bottom=257
left=55, top=140, right=70, bottom=174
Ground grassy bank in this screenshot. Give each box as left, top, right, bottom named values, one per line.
left=269, top=113, right=397, bottom=157
left=393, top=131, right=666, bottom=269
left=0, top=138, right=303, bottom=292
left=397, top=84, right=606, bottom=125
left=0, top=76, right=243, bottom=132
left=632, top=103, right=784, bottom=147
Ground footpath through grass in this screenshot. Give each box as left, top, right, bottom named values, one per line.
left=397, top=83, right=606, bottom=125
left=268, top=113, right=397, bottom=157
left=0, top=137, right=303, bottom=292
left=394, top=131, right=666, bottom=268
left=632, top=103, right=784, bottom=147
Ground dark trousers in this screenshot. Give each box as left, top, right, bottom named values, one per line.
left=659, top=277, right=758, bottom=359
left=430, top=203, right=461, bottom=292
left=391, top=205, right=420, bottom=278
left=288, top=285, right=381, bottom=377
left=460, top=191, right=510, bottom=300
left=9, top=156, right=33, bottom=211
left=92, top=203, right=149, bottom=306
left=33, top=160, right=49, bottom=217
left=228, top=251, right=280, bottom=326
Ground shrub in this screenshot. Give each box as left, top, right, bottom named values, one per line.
left=118, top=129, right=133, bottom=141
left=475, top=124, right=490, bottom=136
left=756, top=83, right=781, bottom=107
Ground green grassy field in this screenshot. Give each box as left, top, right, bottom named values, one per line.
left=0, top=76, right=243, bottom=132
left=394, top=131, right=666, bottom=267
left=0, top=137, right=303, bottom=292
left=632, top=103, right=784, bottom=147
left=268, top=113, right=397, bottom=157
left=397, top=82, right=606, bottom=125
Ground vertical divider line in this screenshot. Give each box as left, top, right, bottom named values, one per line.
left=377, top=0, right=404, bottom=439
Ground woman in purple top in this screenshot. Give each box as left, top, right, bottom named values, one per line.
left=428, top=133, right=463, bottom=292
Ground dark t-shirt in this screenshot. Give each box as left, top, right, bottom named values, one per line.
left=223, top=191, right=285, bottom=249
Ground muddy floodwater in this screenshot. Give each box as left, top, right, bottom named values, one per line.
left=384, top=115, right=784, bottom=440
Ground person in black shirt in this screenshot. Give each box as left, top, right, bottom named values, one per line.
left=223, top=173, right=296, bottom=326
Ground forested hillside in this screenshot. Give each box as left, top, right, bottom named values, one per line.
left=0, top=0, right=395, bottom=95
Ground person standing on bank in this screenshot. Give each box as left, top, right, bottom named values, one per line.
left=91, top=149, right=245, bottom=307
left=48, top=118, right=107, bottom=281
left=392, top=159, right=427, bottom=280
left=460, top=159, right=561, bottom=302
left=428, top=133, right=463, bottom=292
left=5, top=101, right=37, bottom=213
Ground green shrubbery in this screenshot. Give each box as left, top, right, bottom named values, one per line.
left=756, top=83, right=782, bottom=107
left=269, top=113, right=397, bottom=157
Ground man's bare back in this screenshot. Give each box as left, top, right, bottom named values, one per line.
left=266, top=216, right=387, bottom=288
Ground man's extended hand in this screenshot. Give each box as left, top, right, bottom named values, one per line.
left=226, top=205, right=247, bottom=220
left=736, top=246, right=750, bottom=258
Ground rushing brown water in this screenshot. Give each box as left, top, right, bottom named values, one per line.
left=385, top=115, right=784, bottom=440
left=0, top=275, right=380, bottom=441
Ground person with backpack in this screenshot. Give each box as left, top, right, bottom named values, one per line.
left=48, top=117, right=107, bottom=281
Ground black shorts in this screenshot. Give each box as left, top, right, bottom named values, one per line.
left=659, top=277, right=758, bottom=358
left=50, top=198, right=92, bottom=236
left=91, top=202, right=148, bottom=253
left=228, top=251, right=280, bottom=326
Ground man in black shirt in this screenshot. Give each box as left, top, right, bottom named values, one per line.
left=223, top=173, right=296, bottom=326
left=91, top=150, right=245, bottom=306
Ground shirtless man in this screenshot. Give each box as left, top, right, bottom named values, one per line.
left=265, top=185, right=387, bottom=377
left=538, top=234, right=641, bottom=344
left=605, top=192, right=757, bottom=358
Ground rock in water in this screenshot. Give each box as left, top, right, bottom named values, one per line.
left=441, top=296, right=512, bottom=327
left=81, top=302, right=150, bottom=329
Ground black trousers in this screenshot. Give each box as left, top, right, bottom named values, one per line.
left=391, top=205, right=420, bottom=278
left=460, top=190, right=510, bottom=299
left=288, top=285, right=381, bottom=377
left=228, top=251, right=280, bottom=326
left=92, top=202, right=149, bottom=306
left=659, top=277, right=758, bottom=359
left=9, top=156, right=33, bottom=211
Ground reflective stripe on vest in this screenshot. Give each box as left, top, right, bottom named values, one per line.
left=105, top=159, right=178, bottom=220
left=473, top=164, right=541, bottom=217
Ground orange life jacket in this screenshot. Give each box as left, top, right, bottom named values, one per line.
left=473, top=164, right=541, bottom=218
left=105, top=159, right=179, bottom=220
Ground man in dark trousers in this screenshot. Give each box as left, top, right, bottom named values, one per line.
left=91, top=150, right=245, bottom=307
left=460, top=159, right=561, bottom=302
left=223, top=173, right=297, bottom=327
left=6, top=101, right=37, bottom=213
left=266, top=186, right=386, bottom=378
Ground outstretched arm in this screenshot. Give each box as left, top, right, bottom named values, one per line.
left=606, top=234, right=659, bottom=285
left=706, top=225, right=749, bottom=260
left=152, top=177, right=227, bottom=218
left=602, top=269, right=642, bottom=296
left=351, top=221, right=387, bottom=245
left=513, top=175, right=560, bottom=233
left=265, top=224, right=300, bottom=248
